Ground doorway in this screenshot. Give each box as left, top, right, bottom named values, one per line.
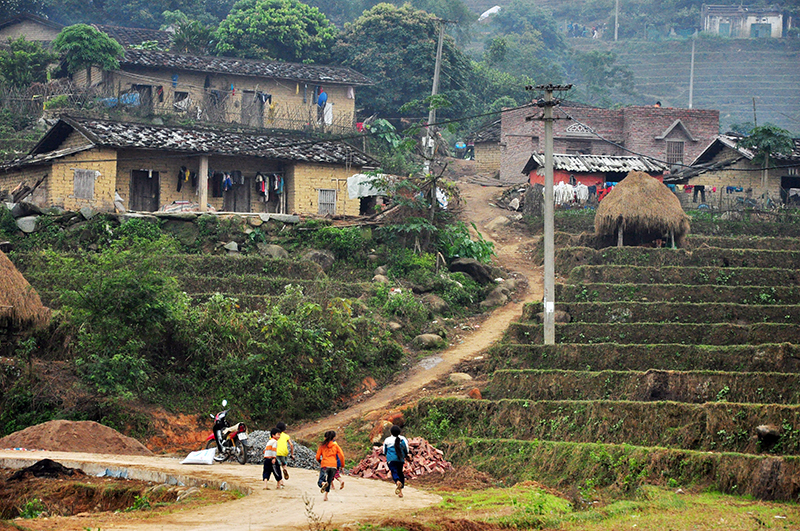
left=223, top=174, right=252, bottom=212
left=130, top=170, right=160, bottom=212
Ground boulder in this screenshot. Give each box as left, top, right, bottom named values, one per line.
left=449, top=372, right=473, bottom=384
left=422, top=293, right=448, bottom=314
left=162, top=219, right=200, bottom=246
left=79, top=206, right=97, bottom=220
left=374, top=265, right=387, bottom=276
left=257, top=243, right=289, bottom=259
left=467, top=387, right=482, bottom=400
left=369, top=420, right=394, bottom=444
left=248, top=216, right=263, bottom=227
left=372, top=274, right=390, bottom=284
left=388, top=321, right=403, bottom=331
left=450, top=258, right=493, bottom=284
left=303, top=249, right=335, bottom=271
left=484, top=216, right=511, bottom=232
left=368, top=254, right=380, bottom=262
left=16, top=215, right=37, bottom=233
left=223, top=241, right=239, bottom=253
left=508, top=197, right=520, bottom=211
left=480, top=285, right=510, bottom=308
left=414, top=333, right=445, bottom=349
left=11, top=202, right=43, bottom=218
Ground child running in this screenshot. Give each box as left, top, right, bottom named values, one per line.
left=275, top=422, right=295, bottom=481
left=382, top=425, right=409, bottom=497
left=263, top=427, right=283, bottom=489
left=315, top=430, right=345, bottom=501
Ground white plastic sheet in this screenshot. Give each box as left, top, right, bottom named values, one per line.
left=181, top=447, right=216, bottom=465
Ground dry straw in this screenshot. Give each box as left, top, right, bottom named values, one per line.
left=0, top=251, right=50, bottom=330
left=594, top=171, right=690, bottom=246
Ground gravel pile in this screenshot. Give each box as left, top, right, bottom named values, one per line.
left=245, top=430, right=320, bottom=470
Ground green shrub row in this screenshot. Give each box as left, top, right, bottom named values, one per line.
left=438, top=438, right=800, bottom=501
left=487, top=342, right=800, bottom=373
left=505, top=322, right=800, bottom=346
left=556, top=283, right=799, bottom=304
left=13, top=252, right=326, bottom=280
left=567, top=265, right=798, bottom=287
left=521, top=302, right=800, bottom=325
left=556, top=247, right=800, bottom=274
left=485, top=369, right=800, bottom=404
left=410, top=398, right=800, bottom=455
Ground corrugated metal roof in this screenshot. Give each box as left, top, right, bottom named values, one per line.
left=2, top=116, right=377, bottom=169
left=523, top=153, right=668, bottom=174
left=120, top=49, right=373, bottom=86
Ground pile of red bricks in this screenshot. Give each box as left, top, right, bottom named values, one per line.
left=349, top=437, right=453, bottom=480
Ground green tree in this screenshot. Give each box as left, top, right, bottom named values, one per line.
left=0, top=36, right=57, bottom=88
left=491, top=0, right=565, bottom=52
left=164, top=11, right=217, bottom=54
left=737, top=124, right=795, bottom=208
left=567, top=50, right=635, bottom=107
left=333, top=3, right=474, bottom=119
left=214, top=0, right=337, bottom=62
left=52, top=24, right=124, bottom=83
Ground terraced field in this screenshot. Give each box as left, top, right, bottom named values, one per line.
left=13, top=253, right=372, bottom=312
left=408, top=215, right=800, bottom=501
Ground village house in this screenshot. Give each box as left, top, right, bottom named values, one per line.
left=522, top=153, right=668, bottom=190
left=71, top=50, right=372, bottom=133
left=670, top=134, right=800, bottom=209
left=499, top=102, right=720, bottom=183
left=0, top=115, right=377, bottom=216
left=702, top=5, right=784, bottom=38
left=467, top=119, right=501, bottom=176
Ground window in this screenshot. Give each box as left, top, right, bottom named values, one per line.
left=750, top=23, right=772, bottom=38
left=666, top=141, right=684, bottom=165
left=73, top=169, right=96, bottom=199
left=173, top=91, right=190, bottom=111
left=318, top=189, right=336, bottom=215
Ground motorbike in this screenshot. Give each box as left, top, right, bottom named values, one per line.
left=204, top=400, right=248, bottom=464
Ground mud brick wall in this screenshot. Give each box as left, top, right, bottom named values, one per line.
left=474, top=142, right=500, bottom=175
left=287, top=162, right=361, bottom=217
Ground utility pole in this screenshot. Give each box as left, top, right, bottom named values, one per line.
left=423, top=20, right=446, bottom=177
left=527, top=83, right=572, bottom=345
left=614, top=0, right=619, bottom=41
left=688, top=32, right=696, bottom=108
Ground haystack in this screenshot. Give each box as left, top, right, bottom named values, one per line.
left=595, top=171, right=690, bottom=248
left=0, top=250, right=50, bottom=332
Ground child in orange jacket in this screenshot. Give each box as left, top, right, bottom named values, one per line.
left=315, top=430, right=345, bottom=501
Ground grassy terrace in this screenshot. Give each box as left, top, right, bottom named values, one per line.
left=485, top=369, right=800, bottom=404
left=404, top=223, right=800, bottom=501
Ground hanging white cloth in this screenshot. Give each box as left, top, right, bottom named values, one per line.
left=575, top=183, right=590, bottom=202
left=324, top=102, right=333, bottom=125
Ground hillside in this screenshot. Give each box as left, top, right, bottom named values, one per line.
left=569, top=37, right=800, bottom=133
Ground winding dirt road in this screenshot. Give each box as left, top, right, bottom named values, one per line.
left=0, top=179, right=542, bottom=531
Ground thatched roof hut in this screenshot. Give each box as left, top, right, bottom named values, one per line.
left=595, top=171, right=690, bottom=248
left=0, top=251, right=50, bottom=331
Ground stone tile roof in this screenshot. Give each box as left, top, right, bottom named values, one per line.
left=469, top=119, right=500, bottom=143
left=5, top=116, right=377, bottom=168
left=120, top=49, right=373, bottom=86
left=522, top=153, right=668, bottom=175
left=93, top=25, right=172, bottom=49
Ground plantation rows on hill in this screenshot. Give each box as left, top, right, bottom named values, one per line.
left=406, top=211, right=800, bottom=501
left=571, top=38, right=800, bottom=133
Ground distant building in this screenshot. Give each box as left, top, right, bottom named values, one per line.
left=499, top=102, right=719, bottom=182
left=522, top=153, right=668, bottom=189
left=702, top=5, right=783, bottom=38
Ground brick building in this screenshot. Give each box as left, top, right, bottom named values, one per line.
left=468, top=119, right=501, bottom=176
left=0, top=115, right=377, bottom=216
left=499, top=102, right=720, bottom=182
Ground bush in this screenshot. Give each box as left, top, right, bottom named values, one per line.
left=310, top=226, right=369, bottom=260
left=437, top=221, right=495, bottom=262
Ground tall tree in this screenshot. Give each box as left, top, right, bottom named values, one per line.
left=491, top=0, right=565, bottom=52
left=566, top=50, right=635, bottom=107
left=333, top=3, right=474, bottom=120
left=52, top=24, right=124, bottom=84
left=214, top=0, right=336, bottom=63
left=737, top=124, right=795, bottom=208
left=0, top=37, right=57, bottom=88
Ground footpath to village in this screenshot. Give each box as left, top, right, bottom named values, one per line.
left=0, top=178, right=542, bottom=531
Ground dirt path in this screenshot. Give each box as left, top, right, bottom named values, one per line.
left=294, top=180, right=542, bottom=440
left=1, top=178, right=542, bottom=531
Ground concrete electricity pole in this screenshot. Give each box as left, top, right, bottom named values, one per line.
left=423, top=20, right=446, bottom=177
left=527, top=83, right=571, bottom=345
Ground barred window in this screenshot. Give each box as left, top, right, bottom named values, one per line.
left=666, top=141, right=684, bottom=166
left=318, top=189, right=336, bottom=215
left=73, top=169, right=96, bottom=200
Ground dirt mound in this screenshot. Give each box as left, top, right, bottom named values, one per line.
left=0, top=420, right=153, bottom=456
left=8, top=458, right=84, bottom=481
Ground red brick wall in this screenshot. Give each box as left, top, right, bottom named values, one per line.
left=500, top=104, right=719, bottom=182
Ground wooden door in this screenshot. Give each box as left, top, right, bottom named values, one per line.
left=223, top=175, right=251, bottom=212
left=130, top=170, right=160, bottom=212
left=241, top=91, right=264, bottom=128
